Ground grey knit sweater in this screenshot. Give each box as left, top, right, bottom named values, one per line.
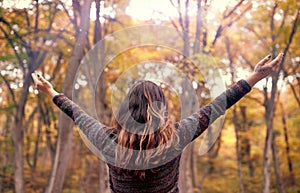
left=53, top=79, right=251, bottom=193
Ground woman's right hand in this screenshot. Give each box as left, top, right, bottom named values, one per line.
left=31, top=72, right=60, bottom=98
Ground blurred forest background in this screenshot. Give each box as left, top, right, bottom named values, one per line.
left=0, top=0, right=299, bottom=193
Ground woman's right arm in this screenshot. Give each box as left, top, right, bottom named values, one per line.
left=31, top=73, right=116, bottom=157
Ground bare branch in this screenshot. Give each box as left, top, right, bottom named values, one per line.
left=288, top=81, right=300, bottom=107
left=23, top=8, right=31, bottom=29
left=0, top=16, right=31, bottom=51
left=223, top=0, right=245, bottom=19
left=245, top=95, right=263, bottom=105
left=279, top=5, right=289, bottom=29
left=212, top=2, right=251, bottom=47
left=184, top=0, right=190, bottom=32
left=23, top=106, right=38, bottom=132
left=0, top=25, right=26, bottom=72
left=244, top=26, right=268, bottom=46
left=34, top=0, right=40, bottom=42
left=270, top=3, right=279, bottom=42
left=58, top=0, right=77, bottom=29
left=280, top=5, right=300, bottom=71
left=240, top=54, right=254, bottom=70
left=0, top=74, right=17, bottom=106
left=226, top=3, right=252, bottom=28
left=212, top=25, right=222, bottom=46
left=50, top=52, right=63, bottom=82
left=170, top=0, right=185, bottom=32
left=170, top=18, right=183, bottom=37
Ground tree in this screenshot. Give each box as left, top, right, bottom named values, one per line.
left=225, top=36, right=245, bottom=193
left=233, top=1, right=299, bottom=192
left=262, top=3, right=299, bottom=193
left=0, top=1, right=66, bottom=192
left=45, top=0, right=93, bottom=192
left=169, top=1, right=251, bottom=192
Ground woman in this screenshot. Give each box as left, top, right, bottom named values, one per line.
left=32, top=53, right=283, bottom=193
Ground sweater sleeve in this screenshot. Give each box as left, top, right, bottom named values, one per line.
left=175, top=79, right=251, bottom=147
left=52, top=95, right=116, bottom=159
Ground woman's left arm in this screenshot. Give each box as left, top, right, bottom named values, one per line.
left=175, top=53, right=283, bottom=145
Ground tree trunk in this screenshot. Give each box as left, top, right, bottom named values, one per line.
left=179, top=144, right=194, bottom=193
left=0, top=114, right=12, bottom=193
left=179, top=78, right=197, bottom=193
left=178, top=1, right=196, bottom=191
left=193, top=0, right=202, bottom=54
left=12, top=118, right=24, bottom=193
left=182, top=0, right=190, bottom=57
left=262, top=3, right=298, bottom=192
left=262, top=86, right=275, bottom=193
left=271, top=134, right=284, bottom=193
left=262, top=7, right=278, bottom=190
left=12, top=71, right=37, bottom=193
left=93, top=0, right=110, bottom=192
left=233, top=106, right=245, bottom=193
left=280, top=102, right=295, bottom=185
left=239, top=106, right=253, bottom=177
left=45, top=1, right=92, bottom=192
left=225, top=36, right=244, bottom=192
left=99, top=160, right=109, bottom=193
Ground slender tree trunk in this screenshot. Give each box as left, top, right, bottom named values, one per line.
left=280, top=102, right=295, bottom=185
left=191, top=142, right=200, bottom=193
left=190, top=2, right=202, bottom=192
left=98, top=160, right=109, bottom=193
left=263, top=6, right=278, bottom=191
left=233, top=106, right=245, bottom=193
left=0, top=114, right=12, bottom=193
left=179, top=144, right=194, bottom=193
left=262, top=3, right=298, bottom=192
left=93, top=1, right=110, bottom=192
left=193, top=0, right=202, bottom=54
left=197, top=118, right=222, bottom=193
left=45, top=126, right=55, bottom=164
left=262, top=72, right=283, bottom=193
left=12, top=72, right=35, bottom=193
left=271, top=134, right=284, bottom=193
left=179, top=78, right=197, bottom=193
left=262, top=86, right=275, bottom=193
left=45, top=1, right=92, bottom=192
left=25, top=109, right=41, bottom=173
left=32, top=112, right=42, bottom=172
left=12, top=118, right=24, bottom=193
left=178, top=1, right=196, bottom=191
left=239, top=106, right=253, bottom=177
left=225, top=36, right=244, bottom=193
left=182, top=0, right=190, bottom=57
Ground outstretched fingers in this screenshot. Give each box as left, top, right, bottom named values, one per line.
left=267, top=53, right=284, bottom=70
left=31, top=73, right=40, bottom=87
left=31, top=72, right=47, bottom=88
left=37, top=74, right=47, bottom=83
left=258, top=54, right=272, bottom=66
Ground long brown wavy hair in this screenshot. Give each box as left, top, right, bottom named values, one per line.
left=110, top=80, right=179, bottom=179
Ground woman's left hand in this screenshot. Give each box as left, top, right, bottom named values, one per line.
left=253, top=53, right=283, bottom=79
left=246, top=53, right=284, bottom=87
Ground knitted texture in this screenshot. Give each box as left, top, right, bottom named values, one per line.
left=53, top=79, right=251, bottom=193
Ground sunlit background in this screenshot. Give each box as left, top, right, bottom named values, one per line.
left=0, top=0, right=299, bottom=193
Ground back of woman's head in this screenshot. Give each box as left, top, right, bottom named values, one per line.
left=128, top=80, right=167, bottom=127
left=111, top=80, right=178, bottom=177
